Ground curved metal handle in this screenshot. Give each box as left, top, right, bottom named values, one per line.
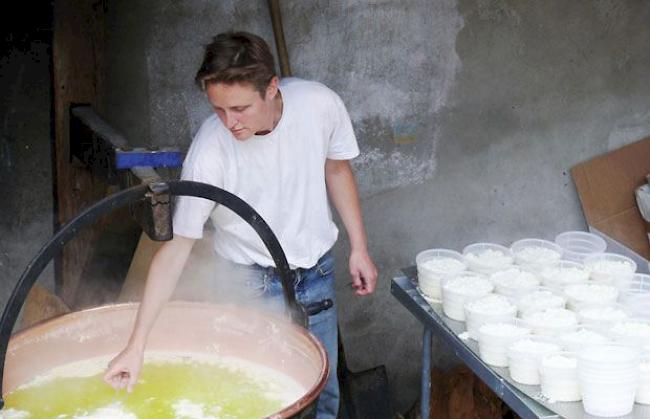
left=166, top=181, right=306, bottom=325
left=0, top=180, right=305, bottom=406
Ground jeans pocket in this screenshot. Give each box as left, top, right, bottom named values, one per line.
left=316, top=252, right=335, bottom=277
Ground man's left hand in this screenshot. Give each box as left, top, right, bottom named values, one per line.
left=349, top=249, right=378, bottom=296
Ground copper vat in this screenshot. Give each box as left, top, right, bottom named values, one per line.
left=3, top=302, right=329, bottom=418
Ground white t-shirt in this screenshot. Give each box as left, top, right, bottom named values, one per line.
left=173, top=78, right=359, bottom=268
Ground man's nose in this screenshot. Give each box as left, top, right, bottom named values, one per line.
left=225, top=112, right=238, bottom=129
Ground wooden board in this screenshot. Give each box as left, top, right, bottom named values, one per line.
left=52, top=0, right=108, bottom=307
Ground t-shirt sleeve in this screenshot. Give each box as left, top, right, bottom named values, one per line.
left=172, top=140, right=223, bottom=239
left=326, top=90, right=360, bottom=160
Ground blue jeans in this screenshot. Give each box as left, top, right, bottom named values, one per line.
left=219, top=251, right=339, bottom=419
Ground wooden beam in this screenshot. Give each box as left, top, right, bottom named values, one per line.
left=52, top=0, right=108, bottom=307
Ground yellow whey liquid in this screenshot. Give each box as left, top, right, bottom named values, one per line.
left=1, top=352, right=305, bottom=418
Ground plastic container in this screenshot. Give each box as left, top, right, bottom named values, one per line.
left=539, top=260, right=590, bottom=291
left=540, top=351, right=581, bottom=402
left=490, top=267, right=540, bottom=299
left=619, top=273, right=650, bottom=319
left=477, top=321, right=531, bottom=367
left=521, top=308, right=579, bottom=337
left=638, top=355, right=650, bottom=405
left=416, top=248, right=467, bottom=300
left=515, top=287, right=566, bottom=317
left=554, top=231, right=607, bottom=263
left=507, top=337, right=562, bottom=385
left=464, top=294, right=517, bottom=340
left=462, top=243, right=514, bottom=275
left=577, top=304, right=629, bottom=334
left=609, top=318, right=650, bottom=348
left=563, top=283, right=618, bottom=311
left=440, top=272, right=493, bottom=321
left=578, top=343, right=640, bottom=417
left=558, top=328, right=609, bottom=353
left=584, top=252, right=636, bottom=289
left=510, top=238, right=563, bottom=270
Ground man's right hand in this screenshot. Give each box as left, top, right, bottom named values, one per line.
left=103, top=344, right=144, bottom=393
left=102, top=236, right=195, bottom=393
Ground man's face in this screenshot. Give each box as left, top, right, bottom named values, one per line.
left=206, top=80, right=277, bottom=141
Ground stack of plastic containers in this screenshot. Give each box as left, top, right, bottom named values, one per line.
left=477, top=321, right=530, bottom=367
left=577, top=304, right=629, bottom=334
left=638, top=353, right=650, bottom=405
left=563, top=283, right=618, bottom=311
left=558, top=328, right=609, bottom=353
left=411, top=230, right=650, bottom=414
left=490, top=267, right=540, bottom=299
left=440, top=272, right=493, bottom=321
left=415, top=248, right=467, bottom=301
left=578, top=343, right=640, bottom=417
left=584, top=252, right=636, bottom=289
left=507, top=337, right=562, bottom=385
left=620, top=273, right=650, bottom=319
left=464, top=294, right=517, bottom=339
left=540, top=352, right=581, bottom=402
left=462, top=243, right=514, bottom=275
left=539, top=260, right=590, bottom=292
left=521, top=308, right=578, bottom=337
left=609, top=318, right=650, bottom=348
left=516, top=288, right=566, bottom=317
left=510, top=238, right=563, bottom=271
left=554, top=231, right=607, bottom=263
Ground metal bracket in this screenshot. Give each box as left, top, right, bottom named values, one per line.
left=130, top=182, right=173, bottom=241
left=69, top=105, right=183, bottom=184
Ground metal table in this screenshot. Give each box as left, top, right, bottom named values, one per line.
left=391, top=269, right=650, bottom=419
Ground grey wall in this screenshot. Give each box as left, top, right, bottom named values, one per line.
left=3, top=0, right=649, bottom=413
left=339, top=1, right=650, bottom=410
left=101, top=1, right=650, bottom=411
left=0, top=36, right=54, bottom=304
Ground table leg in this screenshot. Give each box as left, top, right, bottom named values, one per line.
left=421, top=327, right=432, bottom=419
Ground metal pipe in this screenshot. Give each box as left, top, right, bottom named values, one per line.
left=268, top=0, right=292, bottom=77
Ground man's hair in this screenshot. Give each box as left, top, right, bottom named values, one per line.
left=195, top=31, right=276, bottom=96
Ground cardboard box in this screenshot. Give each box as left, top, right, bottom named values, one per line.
left=571, top=137, right=650, bottom=260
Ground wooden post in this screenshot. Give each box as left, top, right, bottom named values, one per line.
left=52, top=0, right=108, bottom=307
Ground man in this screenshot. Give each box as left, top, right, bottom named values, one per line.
left=104, top=31, right=377, bottom=418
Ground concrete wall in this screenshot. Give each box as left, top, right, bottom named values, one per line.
left=99, top=1, right=650, bottom=411
left=0, top=8, right=54, bottom=307
left=3, top=0, right=650, bottom=413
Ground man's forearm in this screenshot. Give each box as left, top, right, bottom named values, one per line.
left=324, top=159, right=368, bottom=251
left=128, top=235, right=195, bottom=348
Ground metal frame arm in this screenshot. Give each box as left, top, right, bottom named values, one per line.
left=0, top=181, right=306, bottom=406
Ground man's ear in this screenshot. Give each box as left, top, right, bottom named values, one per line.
left=265, top=76, right=280, bottom=99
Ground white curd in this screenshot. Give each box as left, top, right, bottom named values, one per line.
left=516, top=289, right=565, bottom=317
left=416, top=249, right=467, bottom=300
left=558, top=328, right=609, bottom=352
left=464, top=294, right=517, bottom=339
left=441, top=273, right=493, bottom=321
left=540, top=353, right=581, bottom=402
left=490, top=268, right=540, bottom=298
left=563, top=283, right=618, bottom=310
left=507, top=338, right=562, bottom=385
left=521, top=308, right=578, bottom=336
left=478, top=323, right=531, bottom=367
